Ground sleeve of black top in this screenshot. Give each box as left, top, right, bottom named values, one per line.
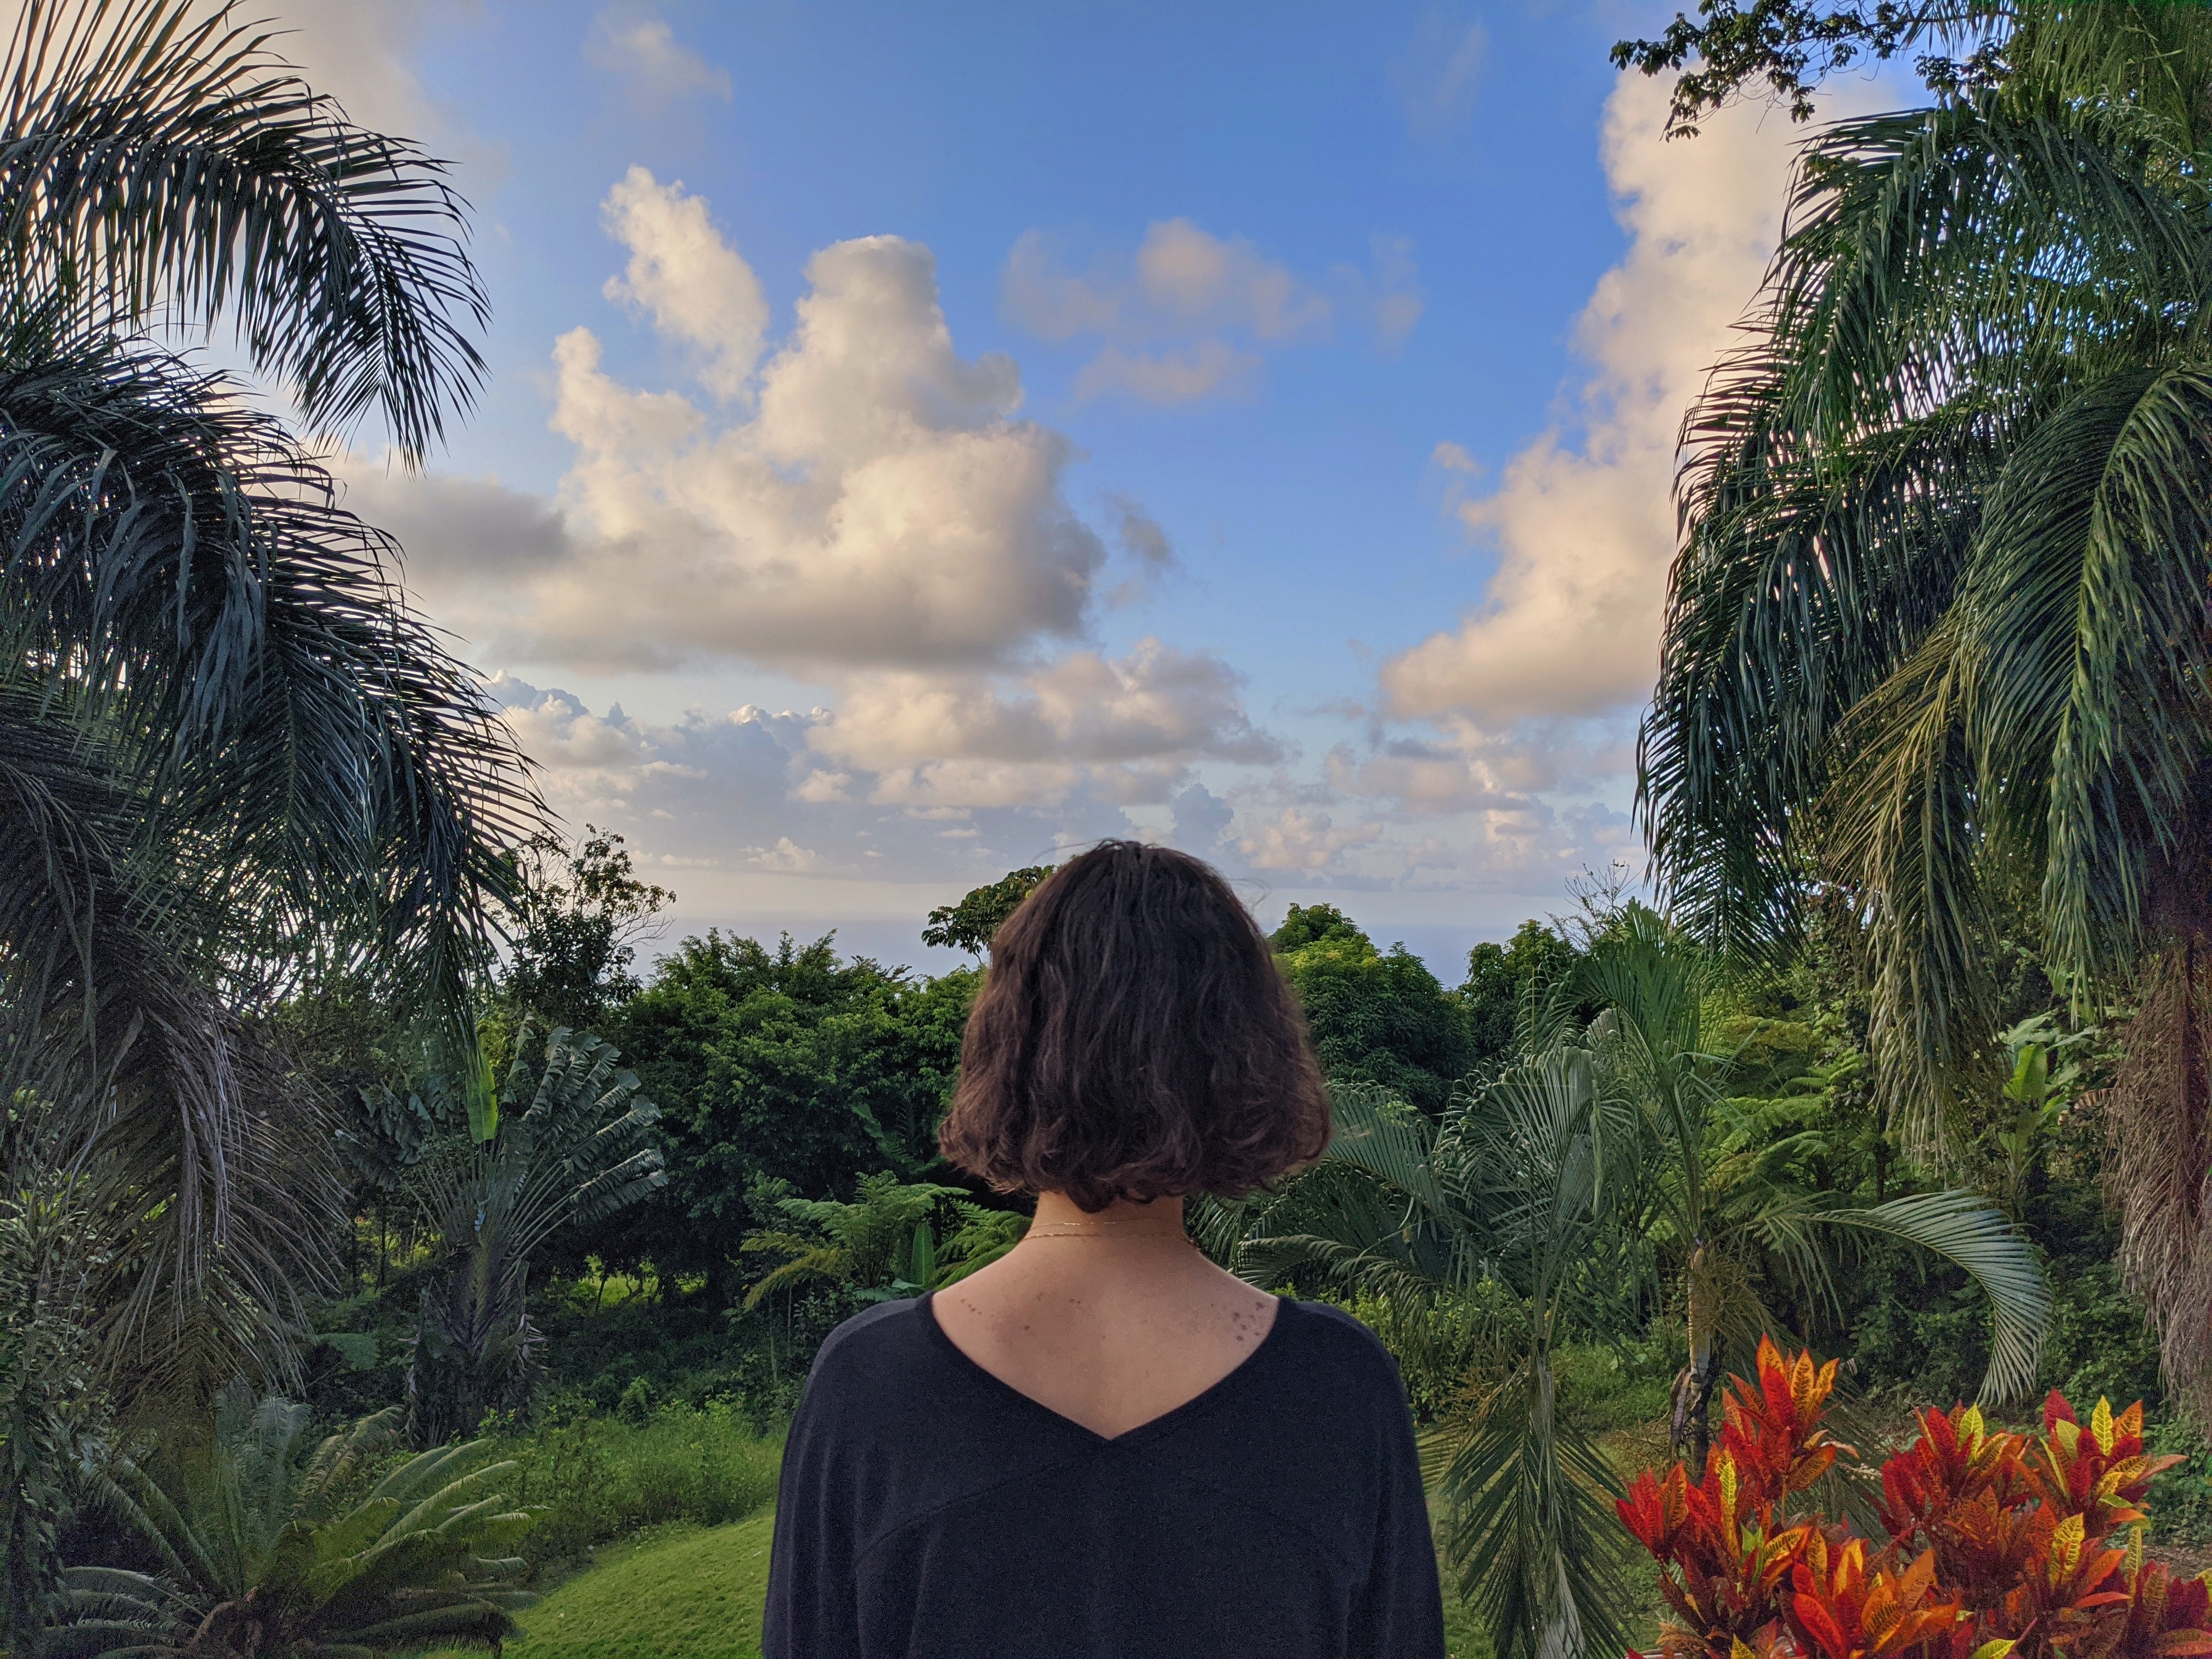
left=1352, top=1364, right=1449, bottom=1659
left=760, top=1378, right=860, bottom=1659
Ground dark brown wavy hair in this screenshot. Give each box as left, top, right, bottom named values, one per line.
left=937, top=840, right=1331, bottom=1212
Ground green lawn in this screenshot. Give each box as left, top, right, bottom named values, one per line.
left=430, top=1503, right=1501, bottom=1657
left=436, top=1513, right=777, bottom=1658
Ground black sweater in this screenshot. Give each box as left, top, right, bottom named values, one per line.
left=763, top=1293, right=1447, bottom=1658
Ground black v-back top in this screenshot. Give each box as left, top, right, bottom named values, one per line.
left=761, top=1293, right=1447, bottom=1658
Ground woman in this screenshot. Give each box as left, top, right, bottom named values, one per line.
left=763, top=841, right=1447, bottom=1658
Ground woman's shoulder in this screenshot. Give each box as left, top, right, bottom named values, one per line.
left=803, top=1296, right=935, bottom=1392
left=1268, top=1298, right=1408, bottom=1394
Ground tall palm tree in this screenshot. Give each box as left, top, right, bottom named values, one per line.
left=0, top=0, right=539, bottom=1406
left=1637, top=3, right=2212, bottom=1409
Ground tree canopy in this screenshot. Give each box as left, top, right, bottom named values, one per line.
left=921, top=866, right=1056, bottom=957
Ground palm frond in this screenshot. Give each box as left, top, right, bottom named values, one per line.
left=1431, top=1356, right=1633, bottom=1659
left=1818, top=1190, right=2050, bottom=1402
left=0, top=0, right=489, bottom=457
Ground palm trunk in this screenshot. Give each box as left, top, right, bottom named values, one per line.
left=1672, top=1238, right=1722, bottom=1470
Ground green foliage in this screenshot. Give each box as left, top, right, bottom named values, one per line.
left=0, top=1181, right=106, bottom=1651
left=1628, top=3, right=2212, bottom=1427
left=1611, top=1, right=2009, bottom=136
left=603, top=933, right=978, bottom=1292
left=501, top=827, right=674, bottom=1035
left=1, top=0, right=490, bottom=456
left=0, top=0, right=535, bottom=1398
left=1273, top=910, right=1474, bottom=1115
left=741, top=1173, right=968, bottom=1309
left=1271, top=902, right=1369, bottom=953
left=2147, top=1417, right=2212, bottom=1545
left=921, top=865, right=1056, bottom=957
left=1239, top=905, right=2051, bottom=1659
left=407, top=1029, right=665, bottom=1443
left=55, top=1390, right=534, bottom=1657
left=496, top=1402, right=781, bottom=1568
left=741, top=1174, right=1023, bottom=1310
left=521, top=1278, right=822, bottom=1431
left=1462, top=921, right=1583, bottom=1062
left=1994, top=1013, right=2092, bottom=1216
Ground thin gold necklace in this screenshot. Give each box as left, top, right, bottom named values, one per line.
left=1025, top=1222, right=1194, bottom=1242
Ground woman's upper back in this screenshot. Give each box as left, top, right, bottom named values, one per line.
left=927, top=1207, right=1281, bottom=1438
left=762, top=1292, right=1446, bottom=1659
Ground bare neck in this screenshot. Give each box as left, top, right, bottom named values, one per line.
left=1025, top=1192, right=1192, bottom=1243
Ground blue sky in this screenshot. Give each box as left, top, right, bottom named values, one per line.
left=273, top=0, right=1852, bottom=977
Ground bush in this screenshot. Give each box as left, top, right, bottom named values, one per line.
left=1331, top=1289, right=1502, bottom=1423
left=2148, top=1415, right=2212, bottom=1545
left=1553, top=1335, right=1676, bottom=1435
left=2041, top=1257, right=2165, bottom=1413
left=501, top=1400, right=782, bottom=1567
left=1620, top=1339, right=2212, bottom=1659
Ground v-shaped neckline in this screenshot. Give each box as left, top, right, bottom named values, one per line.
left=916, top=1289, right=1290, bottom=1447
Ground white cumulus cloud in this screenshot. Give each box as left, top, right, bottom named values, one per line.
left=362, top=172, right=1108, bottom=675
left=599, top=168, right=767, bottom=400
left=1236, top=807, right=1385, bottom=874
left=344, top=176, right=1286, bottom=835
left=810, top=641, right=1284, bottom=778
left=1379, top=75, right=1813, bottom=727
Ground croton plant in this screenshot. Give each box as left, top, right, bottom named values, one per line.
left=1618, top=1338, right=2212, bottom=1659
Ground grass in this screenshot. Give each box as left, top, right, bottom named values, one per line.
left=495, top=1401, right=784, bottom=1567
left=427, top=1514, right=776, bottom=1658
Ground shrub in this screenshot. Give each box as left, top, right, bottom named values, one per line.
left=501, top=1401, right=782, bottom=1567
left=55, top=1394, right=533, bottom=1656
left=1618, top=1338, right=2212, bottom=1659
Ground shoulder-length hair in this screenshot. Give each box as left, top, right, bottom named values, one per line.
left=938, top=840, right=1331, bottom=1212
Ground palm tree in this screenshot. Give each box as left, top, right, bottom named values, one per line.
left=405, top=1028, right=665, bottom=1444
left=48, top=1389, right=534, bottom=1657
left=1635, top=3, right=2212, bottom=1408
left=0, top=0, right=540, bottom=1404
left=1238, top=913, right=2048, bottom=1659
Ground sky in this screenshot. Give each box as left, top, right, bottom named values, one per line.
left=240, top=0, right=1872, bottom=977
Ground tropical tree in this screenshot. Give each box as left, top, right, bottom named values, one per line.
left=1633, top=2, right=2212, bottom=1407
left=48, top=1390, right=533, bottom=1657
left=0, top=0, right=538, bottom=1395
left=405, top=1028, right=665, bottom=1443
left=1237, top=913, right=2049, bottom=1659
left=921, top=865, right=1057, bottom=958
left=499, top=826, right=673, bottom=1034
left=602, top=931, right=979, bottom=1296
left=1584, top=910, right=2048, bottom=1465
left=1271, top=906, right=1475, bottom=1115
